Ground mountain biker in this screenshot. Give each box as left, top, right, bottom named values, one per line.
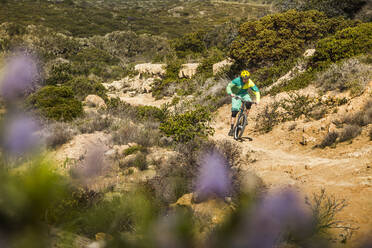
left=226, top=70, right=260, bottom=136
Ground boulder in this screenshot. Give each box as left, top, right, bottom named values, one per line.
left=84, top=95, right=106, bottom=108
left=134, top=63, right=166, bottom=76
left=212, top=58, right=234, bottom=75
left=178, top=63, right=199, bottom=78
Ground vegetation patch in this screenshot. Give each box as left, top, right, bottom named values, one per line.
left=316, top=58, right=372, bottom=96
left=311, top=22, right=372, bottom=70
left=159, top=106, right=214, bottom=143
left=26, top=86, right=83, bottom=121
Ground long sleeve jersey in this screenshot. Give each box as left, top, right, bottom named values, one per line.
left=226, top=77, right=260, bottom=103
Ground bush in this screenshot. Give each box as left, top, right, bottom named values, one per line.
left=306, top=189, right=354, bottom=242
left=123, top=145, right=146, bottom=156
left=26, top=86, right=83, bottom=121
left=316, top=58, right=372, bottom=95
left=275, top=0, right=367, bottom=18
left=342, top=100, right=372, bottom=126
left=196, top=48, right=224, bottom=78
left=338, top=125, right=362, bottom=142
left=172, top=31, right=206, bottom=58
left=318, top=132, right=338, bottom=148
left=45, top=62, right=73, bottom=85
left=112, top=121, right=161, bottom=147
left=75, top=113, right=113, bottom=134
left=269, top=71, right=316, bottom=94
left=159, top=107, right=214, bottom=143
left=44, top=122, right=76, bottom=149
left=229, top=10, right=355, bottom=69
left=65, top=76, right=107, bottom=101
left=312, top=23, right=372, bottom=69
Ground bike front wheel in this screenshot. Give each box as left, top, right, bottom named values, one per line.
left=234, top=113, right=247, bottom=140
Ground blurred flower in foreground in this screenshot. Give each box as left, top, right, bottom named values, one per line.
left=0, top=53, right=39, bottom=103
left=233, top=189, right=312, bottom=248
left=194, top=150, right=231, bottom=202
left=71, top=146, right=107, bottom=184
left=2, top=113, right=41, bottom=158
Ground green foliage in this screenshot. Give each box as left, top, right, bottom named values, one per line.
left=159, top=107, right=214, bottom=143
left=269, top=71, right=316, bottom=94
left=172, top=31, right=206, bottom=58
left=229, top=10, right=356, bottom=69
left=274, top=0, right=367, bottom=18
left=135, top=105, right=169, bottom=122
left=123, top=145, right=146, bottom=156
left=311, top=22, right=372, bottom=69
left=26, top=86, right=83, bottom=121
left=151, top=59, right=184, bottom=99
left=65, top=76, right=107, bottom=101
left=197, top=48, right=224, bottom=78
left=45, top=62, right=73, bottom=85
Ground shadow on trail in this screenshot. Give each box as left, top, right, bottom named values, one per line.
left=235, top=136, right=253, bottom=142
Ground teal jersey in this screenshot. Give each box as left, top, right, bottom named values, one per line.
left=226, top=77, right=260, bottom=97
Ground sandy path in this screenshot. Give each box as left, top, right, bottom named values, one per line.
left=212, top=104, right=372, bottom=244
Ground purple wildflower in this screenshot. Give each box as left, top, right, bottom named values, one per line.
left=75, top=146, right=106, bottom=182
left=0, top=54, right=39, bottom=102
left=195, top=150, right=231, bottom=201
left=234, top=189, right=312, bottom=248
left=2, top=114, right=41, bottom=157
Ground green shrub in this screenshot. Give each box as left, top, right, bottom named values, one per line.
left=312, top=23, right=372, bottom=69
left=26, top=86, right=83, bottom=121
left=123, top=145, right=146, bottom=156
left=159, top=107, right=214, bottom=143
left=65, top=76, right=107, bottom=101
left=269, top=71, right=316, bottom=94
left=45, top=62, right=73, bottom=85
left=196, top=48, right=224, bottom=78
left=229, top=10, right=355, bottom=69
left=275, top=0, right=367, bottom=18
left=172, top=31, right=206, bottom=58
left=135, top=105, right=169, bottom=122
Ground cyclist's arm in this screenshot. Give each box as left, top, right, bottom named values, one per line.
left=226, top=82, right=235, bottom=96
left=247, top=79, right=260, bottom=103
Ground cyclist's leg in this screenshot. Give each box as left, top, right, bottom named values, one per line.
left=242, top=94, right=252, bottom=116
left=231, top=97, right=242, bottom=125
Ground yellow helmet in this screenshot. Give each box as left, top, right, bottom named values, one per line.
left=240, top=70, right=250, bottom=79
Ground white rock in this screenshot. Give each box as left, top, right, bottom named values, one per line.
left=213, top=58, right=234, bottom=75
left=84, top=95, right=106, bottom=108
left=179, top=63, right=199, bottom=78
left=134, top=63, right=166, bottom=76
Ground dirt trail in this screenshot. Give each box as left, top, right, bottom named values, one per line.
left=213, top=104, right=372, bottom=244
left=119, top=90, right=372, bottom=243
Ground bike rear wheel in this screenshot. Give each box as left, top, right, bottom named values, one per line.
left=234, top=113, right=247, bottom=140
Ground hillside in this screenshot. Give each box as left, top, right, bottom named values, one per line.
left=0, top=0, right=371, bottom=247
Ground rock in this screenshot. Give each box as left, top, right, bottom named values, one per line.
left=212, top=58, right=234, bottom=75
left=171, top=193, right=232, bottom=225
left=128, top=142, right=138, bottom=147
left=328, top=123, right=337, bottom=133
left=84, top=95, right=106, bottom=108
left=178, top=63, right=199, bottom=78
left=113, top=144, right=130, bottom=154
left=303, top=49, right=316, bottom=57
left=104, top=149, right=116, bottom=157
left=128, top=91, right=137, bottom=97
left=86, top=241, right=105, bottom=248
left=134, top=63, right=166, bottom=76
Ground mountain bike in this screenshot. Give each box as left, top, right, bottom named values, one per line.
left=232, top=95, right=256, bottom=140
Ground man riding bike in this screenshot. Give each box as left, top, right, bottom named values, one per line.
left=226, top=70, right=260, bottom=136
